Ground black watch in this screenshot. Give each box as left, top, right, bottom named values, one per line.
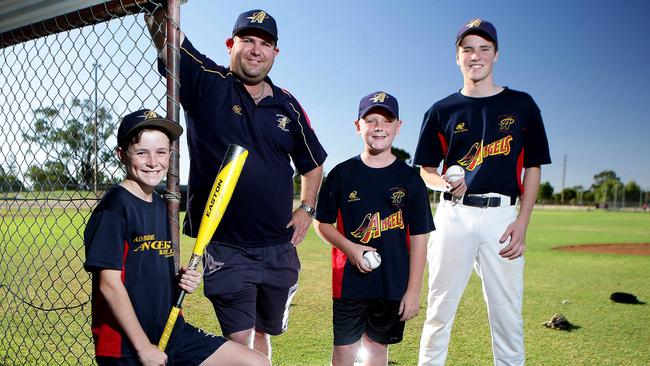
left=299, top=202, right=316, bottom=218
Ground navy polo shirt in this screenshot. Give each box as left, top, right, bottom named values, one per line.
left=413, top=88, right=551, bottom=196
left=161, top=38, right=327, bottom=247
left=84, top=186, right=182, bottom=358
left=316, top=156, right=434, bottom=300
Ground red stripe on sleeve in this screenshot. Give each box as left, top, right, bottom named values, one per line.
left=93, top=240, right=130, bottom=357
left=517, top=149, right=525, bottom=195
left=332, top=210, right=346, bottom=299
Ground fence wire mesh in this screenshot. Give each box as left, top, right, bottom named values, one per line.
left=0, top=2, right=174, bottom=364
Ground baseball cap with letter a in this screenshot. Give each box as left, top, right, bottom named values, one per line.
left=456, top=18, right=498, bottom=50
left=232, top=9, right=278, bottom=42
left=117, top=109, right=183, bottom=147
left=358, top=91, right=399, bottom=120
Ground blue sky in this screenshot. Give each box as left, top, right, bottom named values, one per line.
left=174, top=0, right=650, bottom=191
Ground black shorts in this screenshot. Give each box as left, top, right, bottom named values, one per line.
left=96, top=323, right=226, bottom=366
left=333, top=298, right=405, bottom=346
left=203, top=241, right=300, bottom=336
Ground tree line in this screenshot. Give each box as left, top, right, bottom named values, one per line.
left=537, top=170, right=647, bottom=206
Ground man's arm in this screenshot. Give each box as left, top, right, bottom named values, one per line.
left=399, top=233, right=428, bottom=321
left=498, top=166, right=541, bottom=260
left=98, top=270, right=167, bottom=365
left=420, top=166, right=466, bottom=198
left=287, top=165, right=323, bottom=245
left=314, top=221, right=376, bottom=273
left=144, top=10, right=186, bottom=64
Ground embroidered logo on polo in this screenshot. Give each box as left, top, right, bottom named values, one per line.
left=370, top=92, right=388, bottom=103
left=232, top=105, right=242, bottom=115
left=276, top=114, right=290, bottom=131
left=348, top=191, right=361, bottom=202
left=350, top=210, right=404, bottom=244
left=498, top=115, right=515, bottom=132
left=247, top=11, right=268, bottom=24
left=454, top=122, right=468, bottom=134
left=457, top=136, right=513, bottom=171
left=132, top=234, right=174, bottom=257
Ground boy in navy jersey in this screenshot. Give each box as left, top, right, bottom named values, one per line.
left=84, top=109, right=269, bottom=366
left=414, top=19, right=551, bottom=366
left=315, top=92, right=434, bottom=365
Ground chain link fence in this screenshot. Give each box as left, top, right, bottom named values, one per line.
left=0, top=1, right=180, bottom=364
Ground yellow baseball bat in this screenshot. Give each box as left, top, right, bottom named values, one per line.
left=157, top=144, right=248, bottom=351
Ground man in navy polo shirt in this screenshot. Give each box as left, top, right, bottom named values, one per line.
left=414, top=19, right=551, bottom=365
left=145, top=9, right=327, bottom=357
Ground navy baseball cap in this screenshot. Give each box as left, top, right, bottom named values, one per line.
left=232, top=9, right=278, bottom=42
left=358, top=91, right=399, bottom=120
left=455, top=18, right=498, bottom=50
left=117, top=109, right=183, bottom=147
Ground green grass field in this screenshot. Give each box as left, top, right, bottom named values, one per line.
left=1, top=208, right=649, bottom=365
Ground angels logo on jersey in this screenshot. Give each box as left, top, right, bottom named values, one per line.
left=457, top=136, right=513, bottom=171
left=132, top=234, right=174, bottom=257
left=350, top=210, right=404, bottom=244
left=389, top=188, right=406, bottom=208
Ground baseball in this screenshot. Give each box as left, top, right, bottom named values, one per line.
left=363, top=251, right=381, bottom=270
left=445, top=165, right=465, bottom=183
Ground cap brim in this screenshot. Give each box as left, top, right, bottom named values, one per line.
left=121, top=118, right=183, bottom=144
left=233, top=25, right=277, bottom=41
left=456, top=29, right=497, bottom=47
left=359, top=105, right=398, bottom=120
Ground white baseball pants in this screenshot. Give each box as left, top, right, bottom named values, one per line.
left=418, top=195, right=524, bottom=366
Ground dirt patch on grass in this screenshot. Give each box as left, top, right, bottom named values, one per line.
left=555, top=243, right=650, bottom=256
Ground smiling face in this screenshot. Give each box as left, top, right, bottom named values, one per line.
left=456, top=34, right=498, bottom=84
left=227, top=29, right=279, bottom=84
left=118, top=129, right=171, bottom=195
left=355, top=108, right=402, bottom=155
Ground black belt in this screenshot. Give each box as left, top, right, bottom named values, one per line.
left=443, top=192, right=516, bottom=208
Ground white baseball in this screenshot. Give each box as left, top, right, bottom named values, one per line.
left=363, top=251, right=381, bottom=270
left=445, top=165, right=465, bottom=183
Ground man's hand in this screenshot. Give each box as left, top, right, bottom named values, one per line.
left=287, top=208, right=312, bottom=245
left=399, top=288, right=420, bottom=321
left=137, top=343, right=167, bottom=366
left=499, top=218, right=528, bottom=260
left=178, top=266, right=202, bottom=294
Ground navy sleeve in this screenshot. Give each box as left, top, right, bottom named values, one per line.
left=413, top=106, right=445, bottom=168
left=522, top=98, right=552, bottom=167
left=315, top=167, right=340, bottom=224
left=406, top=173, right=435, bottom=235
left=83, top=210, right=126, bottom=272
left=158, top=37, right=232, bottom=113
left=287, top=96, right=328, bottom=174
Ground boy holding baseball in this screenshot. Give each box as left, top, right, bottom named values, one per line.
left=83, top=109, right=268, bottom=366
left=315, top=92, right=434, bottom=365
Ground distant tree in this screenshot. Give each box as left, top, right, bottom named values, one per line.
left=391, top=147, right=411, bottom=164
left=590, top=170, right=622, bottom=203
left=538, top=181, right=554, bottom=201
left=624, top=180, right=641, bottom=203
left=22, top=98, right=116, bottom=190
left=26, top=161, right=76, bottom=191
left=0, top=166, right=25, bottom=192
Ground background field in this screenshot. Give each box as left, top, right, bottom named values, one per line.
left=1, top=209, right=649, bottom=365
left=175, top=209, right=650, bottom=365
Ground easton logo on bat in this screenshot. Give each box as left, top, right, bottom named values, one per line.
left=206, top=179, right=223, bottom=217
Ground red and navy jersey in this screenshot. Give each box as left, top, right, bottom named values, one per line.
left=159, top=38, right=327, bottom=247
left=84, top=186, right=182, bottom=358
left=316, top=156, right=434, bottom=300
left=413, top=88, right=551, bottom=196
